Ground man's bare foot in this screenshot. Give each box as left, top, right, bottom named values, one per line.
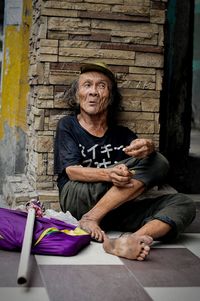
left=103, top=233, right=153, bottom=260
left=79, top=217, right=105, bottom=242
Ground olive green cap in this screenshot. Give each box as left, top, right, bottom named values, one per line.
left=80, top=62, right=116, bottom=84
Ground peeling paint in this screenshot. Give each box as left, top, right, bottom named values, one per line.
left=0, top=0, right=32, bottom=138
left=0, top=0, right=32, bottom=192
left=5, top=48, right=10, bottom=75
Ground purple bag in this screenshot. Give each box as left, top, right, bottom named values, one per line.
left=0, top=208, right=90, bottom=256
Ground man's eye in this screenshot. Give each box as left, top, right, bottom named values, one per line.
left=99, top=83, right=106, bottom=89
left=84, top=83, right=91, bottom=87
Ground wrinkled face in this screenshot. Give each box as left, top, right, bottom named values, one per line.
left=77, top=71, right=112, bottom=116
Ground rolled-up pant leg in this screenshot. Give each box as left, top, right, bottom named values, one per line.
left=60, top=181, right=111, bottom=220
left=118, top=151, right=169, bottom=188
left=59, top=152, right=169, bottom=220
left=148, top=193, right=196, bottom=238
left=101, top=193, right=196, bottom=239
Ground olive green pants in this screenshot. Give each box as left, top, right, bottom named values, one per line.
left=60, top=152, right=196, bottom=238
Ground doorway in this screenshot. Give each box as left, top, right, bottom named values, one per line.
left=190, top=0, right=200, bottom=157
left=160, top=0, right=200, bottom=193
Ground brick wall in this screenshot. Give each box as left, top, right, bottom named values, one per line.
left=28, top=0, right=167, bottom=192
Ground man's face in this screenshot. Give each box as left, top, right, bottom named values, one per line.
left=77, top=71, right=112, bottom=116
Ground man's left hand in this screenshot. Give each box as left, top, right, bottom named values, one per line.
left=123, top=138, right=155, bottom=159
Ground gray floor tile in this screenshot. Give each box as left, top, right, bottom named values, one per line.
left=0, top=250, right=44, bottom=287
left=121, top=248, right=200, bottom=287
left=39, top=265, right=152, bottom=301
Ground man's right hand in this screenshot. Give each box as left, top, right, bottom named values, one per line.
left=108, top=164, right=134, bottom=187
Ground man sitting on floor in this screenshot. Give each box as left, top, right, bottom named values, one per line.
left=54, top=62, right=196, bottom=261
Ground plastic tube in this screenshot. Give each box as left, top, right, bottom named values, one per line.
left=17, top=207, right=36, bottom=285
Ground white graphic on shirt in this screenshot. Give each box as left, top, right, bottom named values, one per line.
left=79, top=143, right=125, bottom=168
left=79, top=144, right=86, bottom=157
left=114, top=145, right=124, bottom=150
left=82, top=159, right=92, bottom=166
left=95, top=159, right=112, bottom=168
left=101, top=144, right=113, bottom=158
left=87, top=144, right=99, bottom=160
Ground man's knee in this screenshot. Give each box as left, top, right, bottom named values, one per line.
left=132, top=152, right=169, bottom=188
left=176, top=193, right=196, bottom=224
left=156, top=193, right=196, bottom=234
left=155, top=152, right=169, bottom=173
left=59, top=180, right=110, bottom=218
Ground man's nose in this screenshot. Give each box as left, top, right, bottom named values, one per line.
left=89, top=85, right=98, bottom=95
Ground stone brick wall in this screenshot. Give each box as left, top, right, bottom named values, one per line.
left=27, top=0, right=168, bottom=193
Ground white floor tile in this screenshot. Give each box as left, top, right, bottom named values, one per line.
left=151, top=241, right=185, bottom=249
left=151, top=232, right=200, bottom=251
left=186, top=194, right=200, bottom=202
left=0, top=287, right=49, bottom=301
left=35, top=241, right=122, bottom=265
left=105, top=231, right=123, bottom=238
left=145, top=287, right=200, bottom=301
left=179, top=233, right=200, bottom=258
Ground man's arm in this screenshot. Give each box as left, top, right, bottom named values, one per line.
left=65, top=138, right=155, bottom=186
left=66, top=164, right=134, bottom=187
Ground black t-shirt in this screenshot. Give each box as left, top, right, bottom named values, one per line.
left=54, top=115, right=137, bottom=191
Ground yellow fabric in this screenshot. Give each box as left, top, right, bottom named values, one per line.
left=34, top=227, right=88, bottom=246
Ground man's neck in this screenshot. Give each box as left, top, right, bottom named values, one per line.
left=77, top=113, right=108, bottom=137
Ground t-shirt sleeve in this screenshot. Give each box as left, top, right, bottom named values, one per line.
left=54, top=117, right=82, bottom=174
left=121, top=126, right=138, bottom=146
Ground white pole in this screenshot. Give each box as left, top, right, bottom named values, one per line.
left=17, top=207, right=36, bottom=285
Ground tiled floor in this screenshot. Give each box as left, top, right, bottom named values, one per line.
left=0, top=197, right=200, bottom=301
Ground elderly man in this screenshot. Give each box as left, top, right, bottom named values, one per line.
left=54, top=62, right=196, bottom=260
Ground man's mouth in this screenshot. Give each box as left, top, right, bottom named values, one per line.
left=88, top=99, right=99, bottom=105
